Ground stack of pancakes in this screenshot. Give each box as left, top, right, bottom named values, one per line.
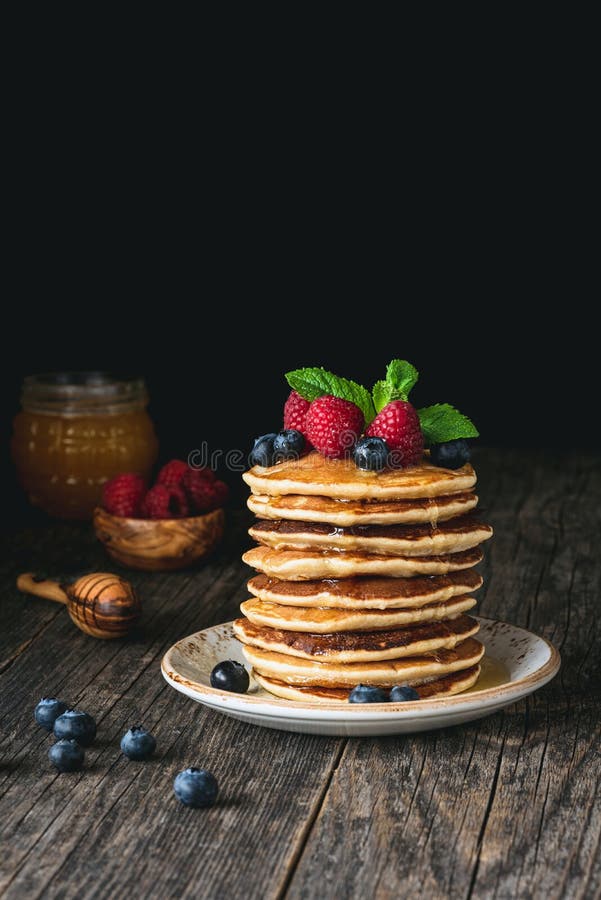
left=236, top=452, right=492, bottom=703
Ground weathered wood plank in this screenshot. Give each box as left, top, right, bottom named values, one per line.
left=286, top=451, right=601, bottom=900
left=27, top=709, right=343, bottom=900
left=0, top=452, right=599, bottom=900
left=0, top=514, right=344, bottom=900
left=0, top=564, right=241, bottom=872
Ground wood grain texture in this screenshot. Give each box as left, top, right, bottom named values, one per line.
left=0, top=515, right=342, bottom=900
left=16, top=571, right=141, bottom=639
left=0, top=450, right=599, bottom=900
left=93, top=506, right=225, bottom=571
left=66, top=572, right=141, bottom=638
left=286, top=450, right=601, bottom=900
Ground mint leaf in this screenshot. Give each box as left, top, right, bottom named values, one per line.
left=372, top=359, right=419, bottom=411
left=386, top=359, right=419, bottom=399
left=285, top=367, right=375, bottom=425
left=372, top=380, right=390, bottom=414
left=418, top=404, right=479, bottom=445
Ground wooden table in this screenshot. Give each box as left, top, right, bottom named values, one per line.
left=1, top=451, right=599, bottom=900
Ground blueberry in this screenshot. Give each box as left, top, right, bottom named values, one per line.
left=34, top=697, right=68, bottom=731
left=210, top=660, right=249, bottom=693
left=390, top=684, right=420, bottom=702
left=430, top=439, right=471, bottom=470
left=53, top=709, right=97, bottom=746
left=174, top=767, right=219, bottom=808
left=353, top=436, right=389, bottom=471
left=48, top=738, right=85, bottom=772
left=273, top=429, right=305, bottom=460
left=120, top=726, right=156, bottom=761
left=249, top=433, right=277, bottom=467
left=348, top=684, right=389, bottom=703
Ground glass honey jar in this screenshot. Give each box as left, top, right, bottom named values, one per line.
left=12, top=373, right=158, bottom=519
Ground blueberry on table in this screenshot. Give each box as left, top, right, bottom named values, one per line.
left=48, top=739, right=85, bottom=772
left=34, top=697, right=67, bottom=731
left=348, top=684, right=389, bottom=703
left=174, top=768, right=219, bottom=808
left=53, top=709, right=97, bottom=746
left=390, top=685, right=420, bottom=702
left=249, top=434, right=278, bottom=468
left=210, top=660, right=249, bottom=694
left=353, top=437, right=389, bottom=471
left=273, top=429, right=306, bottom=460
left=120, top=726, right=156, bottom=761
left=430, top=439, right=471, bottom=470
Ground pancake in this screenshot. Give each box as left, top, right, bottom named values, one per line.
left=240, top=595, right=477, bottom=632
left=243, top=636, right=484, bottom=686
left=234, top=615, right=479, bottom=663
left=242, top=545, right=484, bottom=580
left=254, top=665, right=481, bottom=703
left=249, top=517, right=492, bottom=558
left=243, top=452, right=476, bottom=500
left=247, top=571, right=483, bottom=609
left=247, top=491, right=478, bottom=526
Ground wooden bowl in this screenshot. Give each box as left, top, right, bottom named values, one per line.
left=93, top=507, right=225, bottom=571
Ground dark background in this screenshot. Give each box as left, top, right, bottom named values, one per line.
left=1, top=309, right=593, bottom=520
left=3, top=58, right=594, bottom=519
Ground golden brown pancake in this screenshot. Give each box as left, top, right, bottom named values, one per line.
left=243, top=452, right=476, bottom=500
left=247, top=571, right=483, bottom=609
left=243, top=636, right=484, bottom=686
left=249, top=517, right=492, bottom=558
left=254, top=665, right=481, bottom=703
left=242, top=545, right=484, bottom=580
left=247, top=491, right=478, bottom=526
left=240, top=595, right=477, bottom=632
left=234, top=615, right=479, bottom=663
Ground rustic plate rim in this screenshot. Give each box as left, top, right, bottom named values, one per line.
left=161, top=617, right=561, bottom=720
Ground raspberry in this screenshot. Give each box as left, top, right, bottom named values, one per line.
left=156, top=459, right=190, bottom=488
left=305, top=395, right=364, bottom=459
left=183, top=470, right=228, bottom=514
left=366, top=400, right=424, bottom=467
left=102, top=473, right=146, bottom=517
left=283, top=391, right=311, bottom=441
left=189, top=466, right=215, bottom=484
left=142, top=484, right=190, bottom=518
left=211, top=480, right=229, bottom=507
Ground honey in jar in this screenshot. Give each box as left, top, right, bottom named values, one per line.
left=12, top=373, right=158, bottom=519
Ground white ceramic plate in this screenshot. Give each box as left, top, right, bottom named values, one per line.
left=161, top=618, right=560, bottom=737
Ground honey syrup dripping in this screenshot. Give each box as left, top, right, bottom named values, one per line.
left=467, top=655, right=510, bottom=692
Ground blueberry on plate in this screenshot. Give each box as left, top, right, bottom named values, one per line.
left=174, top=767, right=219, bottom=808
left=53, top=709, right=97, bottom=746
left=249, top=433, right=277, bottom=467
left=430, top=439, right=471, bottom=470
left=390, top=684, right=420, bottom=702
left=34, top=697, right=68, bottom=731
left=348, top=684, right=389, bottom=703
left=353, top=436, right=389, bottom=471
left=48, top=738, right=85, bottom=772
left=120, top=726, right=156, bottom=760
left=273, top=429, right=305, bottom=460
left=210, top=660, right=249, bottom=694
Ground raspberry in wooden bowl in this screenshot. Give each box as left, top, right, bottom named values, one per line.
left=94, top=463, right=227, bottom=571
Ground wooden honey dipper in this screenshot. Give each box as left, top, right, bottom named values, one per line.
left=17, top=571, right=141, bottom=639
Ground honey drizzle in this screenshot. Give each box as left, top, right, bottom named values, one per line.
left=466, top=655, right=510, bottom=692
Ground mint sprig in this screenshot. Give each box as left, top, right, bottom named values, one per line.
left=372, top=359, right=419, bottom=412
left=285, top=367, right=376, bottom=425
left=285, top=360, right=479, bottom=444
left=418, top=404, right=479, bottom=445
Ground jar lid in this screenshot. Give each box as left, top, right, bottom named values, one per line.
left=22, top=373, right=149, bottom=415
